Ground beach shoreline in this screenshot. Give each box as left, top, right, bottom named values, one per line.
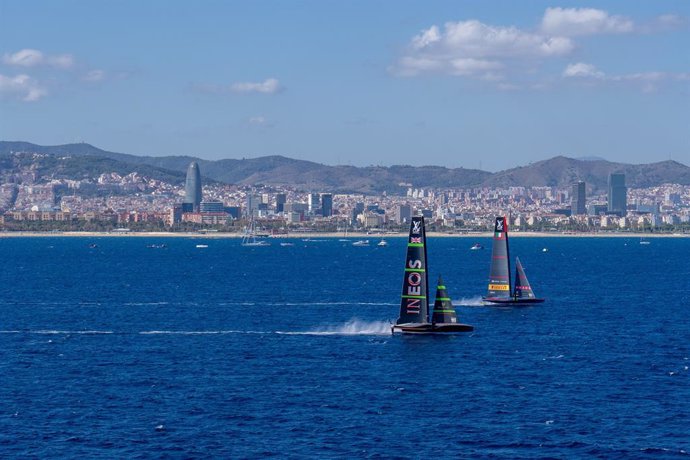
left=0, top=231, right=687, bottom=238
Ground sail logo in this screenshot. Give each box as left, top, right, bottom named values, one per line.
left=488, top=284, right=510, bottom=291
left=412, top=220, right=422, bottom=234
left=405, top=259, right=423, bottom=314
left=495, top=218, right=504, bottom=232
left=406, top=299, right=421, bottom=314
left=410, top=237, right=422, bottom=243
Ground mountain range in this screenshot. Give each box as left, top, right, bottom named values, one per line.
left=1, top=141, right=689, bottom=194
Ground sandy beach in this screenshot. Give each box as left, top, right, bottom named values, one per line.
left=0, top=230, right=687, bottom=238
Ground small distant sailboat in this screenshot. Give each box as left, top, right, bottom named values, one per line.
left=483, top=216, right=544, bottom=306
left=639, top=238, right=650, bottom=245
left=377, top=239, right=388, bottom=247
left=470, top=243, right=484, bottom=250
left=242, top=220, right=271, bottom=247
left=392, top=216, right=473, bottom=334
left=352, top=239, right=370, bottom=246
left=195, top=244, right=208, bottom=248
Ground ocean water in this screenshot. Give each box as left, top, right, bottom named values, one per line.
left=1, top=236, right=689, bottom=458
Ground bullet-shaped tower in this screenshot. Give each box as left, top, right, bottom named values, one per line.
left=184, top=162, right=202, bottom=212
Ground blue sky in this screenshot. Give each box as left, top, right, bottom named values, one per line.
left=0, top=0, right=688, bottom=171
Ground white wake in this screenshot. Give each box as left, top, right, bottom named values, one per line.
left=456, top=296, right=485, bottom=306
left=139, top=330, right=269, bottom=335
left=276, top=318, right=392, bottom=336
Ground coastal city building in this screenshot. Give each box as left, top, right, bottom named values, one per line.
left=1, top=149, right=689, bottom=234
left=308, top=193, right=320, bottom=214
left=396, top=204, right=411, bottom=224
left=275, top=193, right=286, bottom=213
left=321, top=193, right=333, bottom=217
left=608, top=173, right=627, bottom=217
left=571, top=181, right=586, bottom=215
left=183, top=162, right=202, bottom=212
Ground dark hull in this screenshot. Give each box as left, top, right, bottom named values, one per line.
left=392, top=323, right=474, bottom=334
left=482, top=297, right=545, bottom=306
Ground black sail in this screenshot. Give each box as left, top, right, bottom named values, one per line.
left=487, top=216, right=512, bottom=299
left=514, top=257, right=536, bottom=299
left=431, top=275, right=458, bottom=324
left=396, top=216, right=429, bottom=325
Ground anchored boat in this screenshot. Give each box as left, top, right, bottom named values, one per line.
left=392, top=216, right=473, bottom=334
left=483, top=216, right=544, bottom=306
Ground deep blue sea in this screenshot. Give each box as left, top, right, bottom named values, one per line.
left=1, top=236, right=689, bottom=458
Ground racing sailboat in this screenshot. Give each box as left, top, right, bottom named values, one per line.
left=392, top=216, right=473, bottom=334
left=483, top=216, right=544, bottom=305
left=430, top=275, right=473, bottom=331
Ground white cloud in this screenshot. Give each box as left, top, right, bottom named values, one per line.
left=49, top=54, right=75, bottom=69
left=230, top=78, right=281, bottom=94
left=2, top=48, right=74, bottom=69
left=411, top=25, right=441, bottom=49
left=394, top=19, right=574, bottom=79
left=541, top=7, right=634, bottom=36
left=3, top=49, right=43, bottom=67
left=393, top=8, right=683, bottom=87
left=562, top=62, right=690, bottom=91
left=193, top=78, right=283, bottom=95
left=394, top=57, right=445, bottom=76
left=1, top=49, right=118, bottom=100
left=0, top=73, right=47, bottom=101
left=563, top=62, right=605, bottom=79
left=416, top=20, right=574, bottom=58
left=245, top=115, right=276, bottom=128
left=450, top=58, right=503, bottom=76
left=82, top=69, right=106, bottom=82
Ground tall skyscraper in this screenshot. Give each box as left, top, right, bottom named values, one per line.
left=320, top=193, right=333, bottom=217
left=571, top=181, right=586, bottom=215
left=396, top=204, right=411, bottom=224
left=308, top=193, right=320, bottom=213
left=246, top=194, right=261, bottom=217
left=275, top=193, right=287, bottom=213
left=184, top=162, right=202, bottom=212
left=608, top=173, right=627, bottom=216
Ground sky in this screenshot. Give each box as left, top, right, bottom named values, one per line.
left=0, top=0, right=688, bottom=171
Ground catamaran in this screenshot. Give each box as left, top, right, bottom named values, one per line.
left=392, top=216, right=473, bottom=334
left=483, top=216, right=544, bottom=306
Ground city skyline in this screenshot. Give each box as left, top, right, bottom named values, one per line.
left=1, top=1, right=688, bottom=171
left=2, top=139, right=689, bottom=232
